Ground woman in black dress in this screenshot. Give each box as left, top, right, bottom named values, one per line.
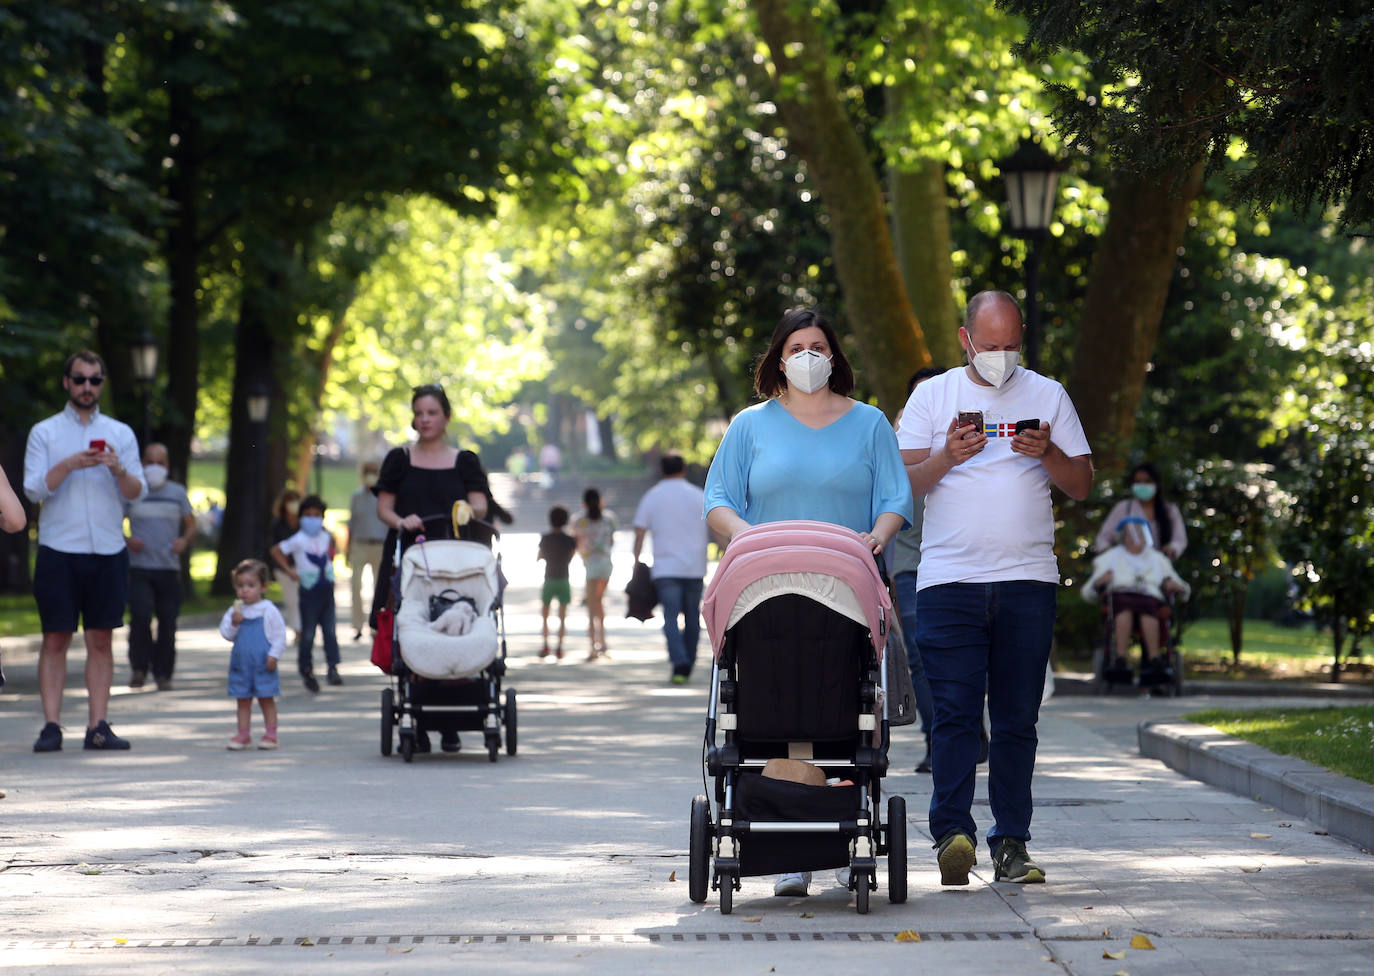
left=371, top=384, right=490, bottom=751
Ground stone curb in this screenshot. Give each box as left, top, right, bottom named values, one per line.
left=1139, top=718, right=1374, bottom=852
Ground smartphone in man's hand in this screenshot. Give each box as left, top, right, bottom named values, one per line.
left=956, top=410, right=983, bottom=431
left=89, top=439, right=107, bottom=451
left=1014, top=419, right=1040, bottom=435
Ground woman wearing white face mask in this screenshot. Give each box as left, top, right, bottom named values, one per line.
left=704, top=306, right=913, bottom=899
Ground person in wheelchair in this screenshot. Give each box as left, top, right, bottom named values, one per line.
left=1081, top=517, right=1189, bottom=673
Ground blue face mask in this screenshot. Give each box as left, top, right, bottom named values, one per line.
left=300, top=515, right=324, bottom=537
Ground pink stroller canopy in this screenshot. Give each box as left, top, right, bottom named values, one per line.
left=702, top=520, right=891, bottom=662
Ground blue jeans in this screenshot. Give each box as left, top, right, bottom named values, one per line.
left=893, top=571, right=935, bottom=737
left=655, top=577, right=703, bottom=673
left=916, top=581, right=1056, bottom=852
left=298, top=582, right=341, bottom=675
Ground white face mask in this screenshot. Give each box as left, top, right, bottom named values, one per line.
left=144, top=464, right=169, bottom=490
left=966, top=334, right=1020, bottom=389
left=783, top=349, right=833, bottom=394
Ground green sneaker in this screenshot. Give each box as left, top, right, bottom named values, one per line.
left=935, top=830, right=977, bottom=886
left=992, top=838, right=1045, bottom=883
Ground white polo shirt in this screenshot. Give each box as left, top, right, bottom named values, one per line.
left=24, top=403, right=145, bottom=555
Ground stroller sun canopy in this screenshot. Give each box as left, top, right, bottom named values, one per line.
left=702, top=520, right=891, bottom=662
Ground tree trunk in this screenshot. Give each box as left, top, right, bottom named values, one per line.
left=1065, top=161, right=1206, bottom=480
left=1228, top=586, right=1246, bottom=667
left=212, top=245, right=285, bottom=596
left=291, top=312, right=352, bottom=493
left=162, top=29, right=201, bottom=485
left=752, top=0, right=931, bottom=415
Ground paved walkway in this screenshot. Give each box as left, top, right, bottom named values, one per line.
left=2, top=533, right=1371, bottom=974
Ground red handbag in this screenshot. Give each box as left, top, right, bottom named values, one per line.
left=370, top=605, right=395, bottom=674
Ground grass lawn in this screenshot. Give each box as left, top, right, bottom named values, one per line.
left=187, top=457, right=361, bottom=513
left=1178, top=617, right=1370, bottom=682
left=1185, top=705, right=1374, bottom=786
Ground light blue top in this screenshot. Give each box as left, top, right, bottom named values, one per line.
left=704, top=399, right=912, bottom=533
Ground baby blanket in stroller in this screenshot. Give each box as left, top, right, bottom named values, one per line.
left=395, top=540, right=499, bottom=680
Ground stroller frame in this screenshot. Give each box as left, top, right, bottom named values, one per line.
left=379, top=518, right=517, bottom=763
left=688, top=521, right=908, bottom=915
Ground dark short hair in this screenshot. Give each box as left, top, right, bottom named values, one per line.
left=232, top=558, right=270, bottom=586
left=65, top=350, right=106, bottom=377
left=907, top=366, right=946, bottom=395
left=411, top=383, right=452, bottom=418
left=582, top=487, right=602, bottom=520
left=298, top=494, right=326, bottom=515
left=754, top=307, right=855, bottom=399
left=548, top=504, right=569, bottom=529
left=660, top=454, right=685, bottom=476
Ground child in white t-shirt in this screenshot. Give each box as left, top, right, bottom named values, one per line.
left=270, top=494, right=341, bottom=693
left=219, top=559, right=286, bottom=749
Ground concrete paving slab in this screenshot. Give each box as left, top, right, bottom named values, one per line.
left=2, top=532, right=1372, bottom=974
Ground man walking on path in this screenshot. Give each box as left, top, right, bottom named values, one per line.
left=346, top=461, right=387, bottom=641
left=23, top=350, right=146, bottom=752
left=897, top=291, right=1092, bottom=886
left=125, top=442, right=196, bottom=691
left=632, top=454, right=708, bottom=683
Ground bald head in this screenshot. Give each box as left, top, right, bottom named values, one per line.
left=964, top=291, right=1023, bottom=341
left=142, top=442, right=169, bottom=467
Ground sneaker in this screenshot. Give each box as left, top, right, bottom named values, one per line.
left=129, top=671, right=147, bottom=689
left=302, top=672, right=320, bottom=693
left=555, top=646, right=564, bottom=660
left=33, top=722, right=63, bottom=753
left=352, top=629, right=363, bottom=642
left=992, top=838, right=1045, bottom=884
left=440, top=731, right=462, bottom=753
left=915, top=736, right=932, bottom=774
left=935, top=830, right=977, bottom=886
left=539, top=644, right=550, bottom=659
left=258, top=732, right=279, bottom=750
left=155, top=677, right=173, bottom=692
left=327, top=666, right=343, bottom=686
left=83, top=720, right=131, bottom=751
left=671, top=673, right=688, bottom=685
left=227, top=730, right=252, bottom=751
left=773, top=872, right=811, bottom=896
left=414, top=731, right=432, bottom=754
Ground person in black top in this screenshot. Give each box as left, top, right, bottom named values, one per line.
left=371, top=384, right=491, bottom=753
left=537, top=504, right=578, bottom=659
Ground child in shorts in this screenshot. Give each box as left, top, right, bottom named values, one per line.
left=537, top=505, right=578, bottom=659
left=219, top=559, right=285, bottom=750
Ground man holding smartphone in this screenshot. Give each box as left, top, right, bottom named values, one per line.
left=897, top=291, right=1093, bottom=887
left=24, top=350, right=146, bottom=752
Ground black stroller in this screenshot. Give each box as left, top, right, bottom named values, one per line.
left=379, top=506, right=516, bottom=762
left=689, top=520, right=907, bottom=915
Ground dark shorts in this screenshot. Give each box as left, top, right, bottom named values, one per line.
left=34, top=546, right=129, bottom=633
left=1111, top=591, right=1165, bottom=618
left=541, top=577, right=572, bottom=607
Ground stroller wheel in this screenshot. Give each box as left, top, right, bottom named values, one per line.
left=855, top=871, right=870, bottom=915
left=380, top=688, right=394, bottom=757
left=887, top=795, right=908, bottom=904
left=400, top=731, right=415, bottom=763
left=689, top=795, right=711, bottom=904
left=719, top=876, right=733, bottom=915
left=486, top=732, right=499, bottom=763
left=504, top=689, right=518, bottom=756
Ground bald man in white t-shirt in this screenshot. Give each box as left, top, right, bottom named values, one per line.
left=897, top=290, right=1093, bottom=888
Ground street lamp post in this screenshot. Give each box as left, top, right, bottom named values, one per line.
left=996, top=138, right=1065, bottom=372
left=130, top=330, right=160, bottom=446
left=246, top=380, right=272, bottom=561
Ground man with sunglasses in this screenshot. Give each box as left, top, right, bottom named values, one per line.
left=23, top=350, right=146, bottom=752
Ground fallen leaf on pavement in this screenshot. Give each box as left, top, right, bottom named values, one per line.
left=1249, top=832, right=1271, bottom=839
left=668, top=871, right=676, bottom=882
left=386, top=947, right=413, bottom=954
left=1103, top=950, right=1126, bottom=960
left=1240, top=867, right=1262, bottom=873
left=1130, top=935, right=1156, bottom=950
left=895, top=930, right=921, bottom=942
left=300, top=938, right=315, bottom=947
left=798, top=912, right=814, bottom=919
left=1279, top=823, right=1292, bottom=828
left=742, top=916, right=763, bottom=923
left=114, top=938, right=127, bottom=945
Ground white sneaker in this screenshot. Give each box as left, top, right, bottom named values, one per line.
left=773, top=872, right=811, bottom=896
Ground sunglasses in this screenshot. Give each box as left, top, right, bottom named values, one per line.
left=69, top=374, right=105, bottom=387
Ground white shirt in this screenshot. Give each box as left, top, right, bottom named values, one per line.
left=1081, top=545, right=1190, bottom=604
left=23, top=403, right=146, bottom=555
left=896, top=366, right=1091, bottom=590
left=633, top=476, right=709, bottom=579
left=219, top=599, right=288, bottom=660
